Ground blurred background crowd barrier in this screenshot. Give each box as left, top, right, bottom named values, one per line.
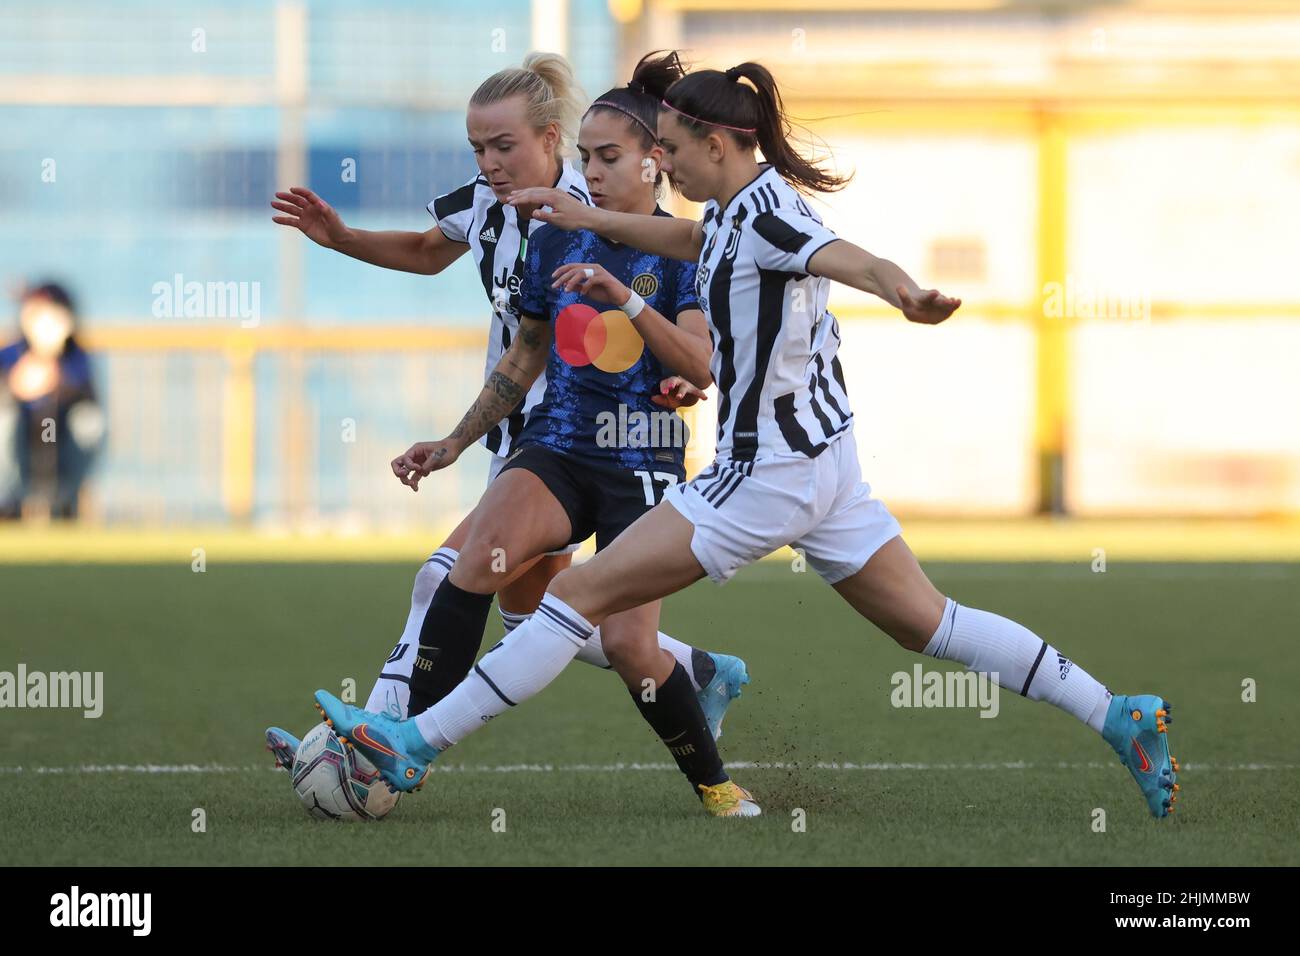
left=2, top=0, right=1297, bottom=532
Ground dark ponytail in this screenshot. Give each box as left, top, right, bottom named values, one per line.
left=585, top=50, right=687, bottom=191
left=661, top=61, right=850, bottom=195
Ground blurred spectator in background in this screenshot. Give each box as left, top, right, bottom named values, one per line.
left=0, top=282, right=105, bottom=520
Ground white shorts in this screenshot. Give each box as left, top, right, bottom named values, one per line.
left=486, top=450, right=582, bottom=557
left=662, top=429, right=901, bottom=585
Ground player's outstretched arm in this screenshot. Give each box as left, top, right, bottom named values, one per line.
left=637, top=307, right=712, bottom=389
left=807, top=239, right=961, bottom=325
left=550, top=263, right=712, bottom=388
left=505, top=187, right=704, bottom=262
left=271, top=185, right=469, bottom=276
left=391, top=317, right=553, bottom=491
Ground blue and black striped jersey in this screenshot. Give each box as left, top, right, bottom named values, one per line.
left=516, top=206, right=700, bottom=476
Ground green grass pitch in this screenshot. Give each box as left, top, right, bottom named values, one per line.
left=1, top=560, right=1297, bottom=866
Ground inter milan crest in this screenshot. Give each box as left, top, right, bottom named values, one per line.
left=630, top=272, right=659, bottom=297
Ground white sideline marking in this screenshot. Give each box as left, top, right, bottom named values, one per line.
left=930, top=566, right=1295, bottom=580
left=0, top=761, right=1293, bottom=775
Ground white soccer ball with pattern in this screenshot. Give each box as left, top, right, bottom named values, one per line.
left=291, top=721, right=400, bottom=821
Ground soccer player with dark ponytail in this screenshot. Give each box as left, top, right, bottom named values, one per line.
left=320, top=61, right=1179, bottom=824
left=663, top=61, right=849, bottom=195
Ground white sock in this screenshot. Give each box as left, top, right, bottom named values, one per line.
left=923, top=597, right=1112, bottom=733
left=575, top=623, right=612, bottom=668
left=415, top=593, right=592, bottom=750
left=364, top=548, right=457, bottom=718
left=502, top=612, right=705, bottom=691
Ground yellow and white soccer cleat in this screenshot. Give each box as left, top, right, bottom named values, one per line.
left=698, top=780, right=762, bottom=817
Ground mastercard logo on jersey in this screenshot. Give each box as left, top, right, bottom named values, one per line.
left=556, top=302, right=645, bottom=373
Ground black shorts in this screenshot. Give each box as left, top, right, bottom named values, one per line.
left=498, top=444, right=684, bottom=552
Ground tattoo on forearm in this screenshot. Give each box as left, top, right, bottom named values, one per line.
left=449, top=372, right=526, bottom=446
left=518, top=321, right=544, bottom=350
left=448, top=404, right=474, bottom=441
left=489, top=370, right=524, bottom=405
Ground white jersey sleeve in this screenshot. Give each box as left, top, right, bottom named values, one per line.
left=426, top=174, right=482, bottom=244
left=750, top=205, right=840, bottom=275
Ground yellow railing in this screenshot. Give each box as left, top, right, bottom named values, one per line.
left=77, top=299, right=1300, bottom=523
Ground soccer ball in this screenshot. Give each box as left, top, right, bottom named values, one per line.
left=291, top=721, right=401, bottom=821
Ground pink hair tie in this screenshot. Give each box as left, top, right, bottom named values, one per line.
left=659, top=98, right=757, bottom=134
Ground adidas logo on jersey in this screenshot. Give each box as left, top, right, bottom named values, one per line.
left=479, top=226, right=498, bottom=244
left=1058, top=654, right=1074, bottom=680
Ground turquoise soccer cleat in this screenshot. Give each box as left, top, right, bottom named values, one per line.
left=313, top=691, right=441, bottom=793
left=1102, top=693, right=1180, bottom=819
left=265, top=726, right=301, bottom=772
left=699, top=653, right=750, bottom=741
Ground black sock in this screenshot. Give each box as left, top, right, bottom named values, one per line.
left=631, top=662, right=728, bottom=790
left=406, top=577, right=494, bottom=716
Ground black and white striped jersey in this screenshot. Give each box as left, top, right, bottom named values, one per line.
left=428, top=162, right=592, bottom=457
left=695, top=164, right=853, bottom=463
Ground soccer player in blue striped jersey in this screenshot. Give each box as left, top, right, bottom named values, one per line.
left=514, top=207, right=699, bottom=474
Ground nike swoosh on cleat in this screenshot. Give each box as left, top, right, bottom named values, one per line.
left=1131, top=736, right=1153, bottom=773
left=353, top=724, right=400, bottom=759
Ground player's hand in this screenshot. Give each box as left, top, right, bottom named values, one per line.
left=651, top=376, right=709, bottom=410
left=550, top=263, right=630, bottom=306
left=391, top=440, right=460, bottom=492
left=897, top=286, right=961, bottom=325
left=505, top=187, right=596, bottom=231
left=271, top=186, right=352, bottom=250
